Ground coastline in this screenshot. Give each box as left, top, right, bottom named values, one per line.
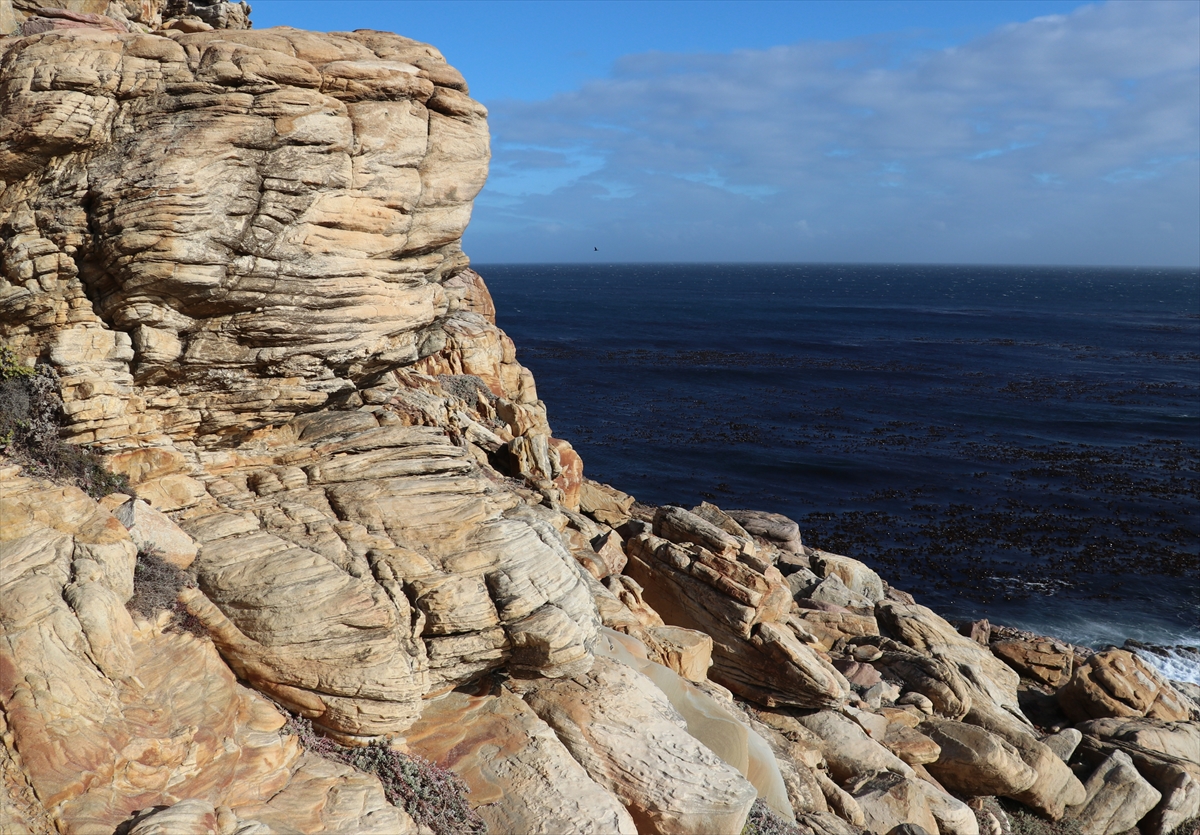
left=1, top=13, right=1198, bottom=835
left=480, top=262, right=1200, bottom=660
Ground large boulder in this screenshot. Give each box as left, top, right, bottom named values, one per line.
left=876, top=601, right=1023, bottom=718
left=1058, top=650, right=1192, bottom=722
left=846, top=771, right=939, bottom=835
left=1074, top=719, right=1200, bottom=835
left=1066, top=750, right=1163, bottom=835
left=793, top=711, right=915, bottom=784
left=990, top=636, right=1075, bottom=689
left=405, top=686, right=637, bottom=834
left=624, top=519, right=849, bottom=710
left=519, top=657, right=758, bottom=835
left=920, top=718, right=1038, bottom=798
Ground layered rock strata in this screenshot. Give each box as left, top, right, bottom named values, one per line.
left=2, top=7, right=1198, bottom=835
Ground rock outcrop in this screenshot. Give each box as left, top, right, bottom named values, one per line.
left=2, top=5, right=1198, bottom=835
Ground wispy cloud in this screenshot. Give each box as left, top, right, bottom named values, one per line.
left=466, top=1, right=1200, bottom=266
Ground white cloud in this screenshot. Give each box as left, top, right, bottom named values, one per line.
left=465, top=1, right=1200, bottom=265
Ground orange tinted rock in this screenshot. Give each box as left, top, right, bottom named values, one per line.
left=1058, top=651, right=1191, bottom=723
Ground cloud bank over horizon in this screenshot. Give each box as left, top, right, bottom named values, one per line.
left=464, top=1, right=1200, bottom=267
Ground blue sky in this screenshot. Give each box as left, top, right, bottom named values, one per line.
left=255, top=1, right=1200, bottom=266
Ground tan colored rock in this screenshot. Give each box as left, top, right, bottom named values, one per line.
left=1066, top=750, right=1162, bottom=835
left=794, top=711, right=915, bottom=784
left=876, top=601, right=1023, bottom=718
left=921, top=718, right=1038, bottom=798
left=1074, top=719, right=1200, bottom=835
left=807, top=573, right=876, bottom=611
left=726, top=508, right=803, bottom=554
left=521, top=656, right=758, bottom=835
left=606, top=574, right=666, bottom=628
left=992, top=636, right=1074, bottom=689
left=112, top=497, right=198, bottom=567
left=810, top=550, right=885, bottom=603
left=648, top=625, right=714, bottom=682
left=1, top=0, right=16, bottom=34
left=961, top=701, right=1087, bottom=819
left=880, top=722, right=942, bottom=766
left=0, top=25, right=504, bottom=453
left=793, top=609, right=880, bottom=650
left=592, top=529, right=629, bottom=575
left=405, top=686, right=638, bottom=834
left=1043, top=727, right=1084, bottom=762
left=0, top=471, right=413, bottom=834
left=913, top=779, right=980, bottom=835
left=874, top=650, right=974, bottom=720
left=654, top=505, right=745, bottom=557
left=597, top=628, right=794, bottom=820
left=625, top=530, right=848, bottom=709
left=1076, top=717, right=1200, bottom=765
left=580, top=478, right=634, bottom=527
left=122, top=800, right=271, bottom=835
left=1010, top=736, right=1087, bottom=819
left=1059, top=650, right=1192, bottom=722
left=691, top=502, right=754, bottom=540
left=846, top=771, right=939, bottom=835
left=814, top=770, right=867, bottom=828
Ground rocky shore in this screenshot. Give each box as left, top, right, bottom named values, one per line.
left=1, top=3, right=1198, bottom=834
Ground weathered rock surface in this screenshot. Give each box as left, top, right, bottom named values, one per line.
left=170, top=416, right=599, bottom=741
left=3, top=8, right=1187, bottom=835
left=991, top=635, right=1074, bottom=689
left=0, top=19, right=565, bottom=498
left=921, top=718, right=1038, bottom=798
left=1074, top=718, right=1200, bottom=835
left=624, top=506, right=850, bottom=709
left=1066, top=750, right=1163, bottom=835
left=405, top=685, right=638, bottom=834
left=794, top=710, right=915, bottom=784
left=520, top=656, right=758, bottom=835
left=1059, top=650, right=1192, bottom=723
left=0, top=468, right=415, bottom=834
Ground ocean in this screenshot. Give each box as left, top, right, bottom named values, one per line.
left=479, top=263, right=1200, bottom=674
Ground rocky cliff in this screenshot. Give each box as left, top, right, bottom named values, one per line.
left=1, top=6, right=1198, bottom=835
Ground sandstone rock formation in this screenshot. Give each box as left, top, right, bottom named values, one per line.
left=2, top=5, right=1198, bottom=835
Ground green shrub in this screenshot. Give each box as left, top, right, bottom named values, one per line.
left=0, top=346, right=131, bottom=499
left=284, top=713, right=485, bottom=834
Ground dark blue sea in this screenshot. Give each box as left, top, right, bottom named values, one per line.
left=479, top=263, right=1200, bottom=669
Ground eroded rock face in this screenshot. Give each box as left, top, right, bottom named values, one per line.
left=1059, top=650, right=1192, bottom=723
left=405, top=686, right=638, bottom=834
left=0, top=466, right=416, bottom=834
left=520, top=656, right=759, bottom=835
left=0, top=24, right=495, bottom=448
left=4, top=13, right=1189, bottom=835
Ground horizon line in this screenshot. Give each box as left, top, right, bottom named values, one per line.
left=469, top=260, right=1200, bottom=271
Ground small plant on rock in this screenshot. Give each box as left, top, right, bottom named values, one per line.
left=0, top=346, right=131, bottom=498
left=283, top=714, right=485, bottom=835
left=1001, top=801, right=1083, bottom=835
left=741, top=799, right=805, bottom=835
left=126, top=547, right=205, bottom=636
left=1170, top=816, right=1200, bottom=835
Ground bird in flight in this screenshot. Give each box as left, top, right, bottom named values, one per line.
left=594, top=247, right=598, bottom=251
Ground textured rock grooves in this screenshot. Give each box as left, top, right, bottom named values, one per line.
left=2, top=6, right=1199, bottom=835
